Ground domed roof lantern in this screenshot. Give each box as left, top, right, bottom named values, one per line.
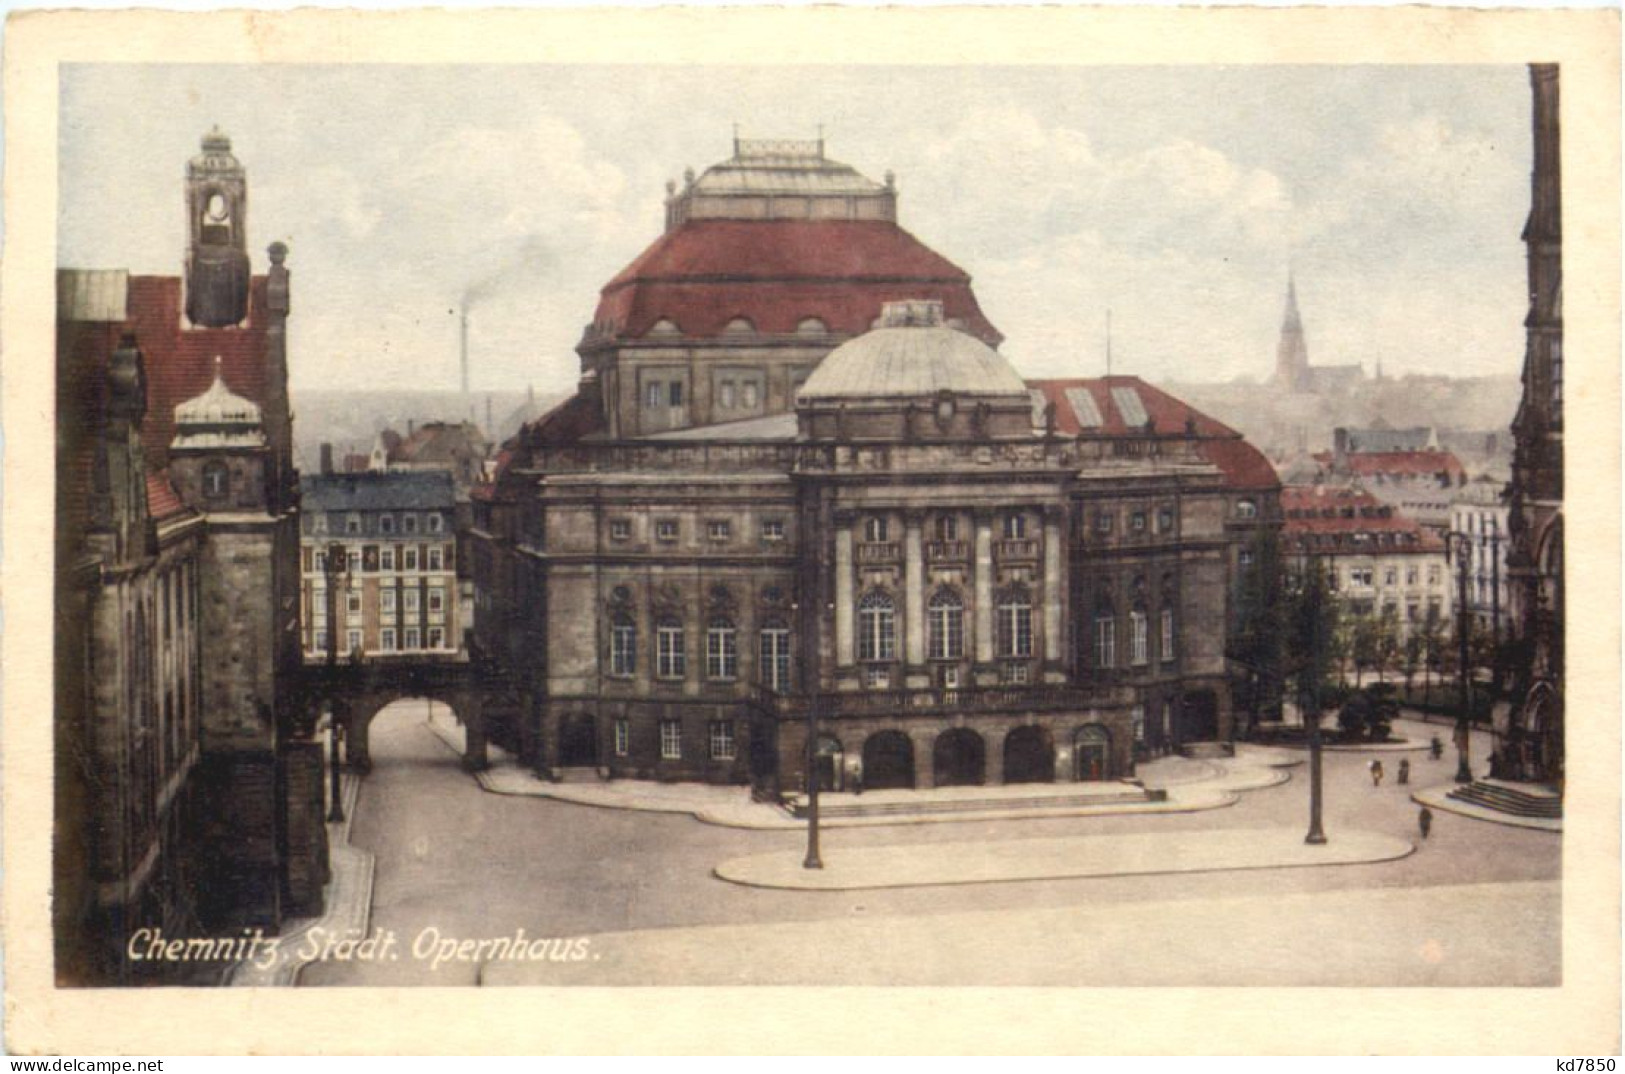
left=171, top=357, right=266, bottom=451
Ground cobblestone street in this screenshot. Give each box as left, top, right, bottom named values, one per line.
left=300, top=701, right=1560, bottom=987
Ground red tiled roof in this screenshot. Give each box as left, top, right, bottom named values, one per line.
left=1026, top=376, right=1279, bottom=491
left=145, top=470, right=190, bottom=522
left=1280, top=485, right=1443, bottom=550
left=121, top=275, right=274, bottom=469
left=1342, top=450, right=1466, bottom=482
left=591, top=220, right=1001, bottom=345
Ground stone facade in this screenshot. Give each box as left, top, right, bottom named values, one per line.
left=1501, top=64, right=1564, bottom=786
left=54, top=132, right=322, bottom=984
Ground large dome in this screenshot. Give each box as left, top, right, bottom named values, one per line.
left=799, top=302, right=1028, bottom=400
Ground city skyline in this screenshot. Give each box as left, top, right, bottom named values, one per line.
left=58, top=64, right=1531, bottom=395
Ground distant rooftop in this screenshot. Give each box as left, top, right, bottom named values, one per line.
left=302, top=469, right=455, bottom=511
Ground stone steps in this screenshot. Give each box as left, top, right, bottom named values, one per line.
left=554, top=766, right=603, bottom=784
left=1180, top=742, right=1235, bottom=760
left=788, top=786, right=1154, bottom=820
left=1446, top=780, right=1563, bottom=818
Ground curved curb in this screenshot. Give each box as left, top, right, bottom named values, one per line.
left=714, top=828, right=1417, bottom=892
left=1411, top=786, right=1562, bottom=833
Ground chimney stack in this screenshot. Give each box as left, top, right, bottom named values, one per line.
left=460, top=308, right=470, bottom=396
left=319, top=442, right=334, bottom=475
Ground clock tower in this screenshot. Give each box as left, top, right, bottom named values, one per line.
left=184, top=126, right=251, bottom=327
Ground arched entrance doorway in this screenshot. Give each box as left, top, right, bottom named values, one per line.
left=1182, top=691, right=1219, bottom=742
left=1003, top=725, right=1055, bottom=784
left=933, top=728, right=985, bottom=787
left=814, top=735, right=844, bottom=792
left=559, top=713, right=598, bottom=767
left=862, top=731, right=915, bottom=790
left=1075, top=724, right=1111, bottom=781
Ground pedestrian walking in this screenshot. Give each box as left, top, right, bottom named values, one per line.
left=1430, top=735, right=1443, bottom=761
left=1418, top=805, right=1433, bottom=840
left=1397, top=758, right=1410, bottom=785
left=1369, top=759, right=1384, bottom=787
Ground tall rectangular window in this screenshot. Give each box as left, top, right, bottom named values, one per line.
left=404, top=628, right=419, bottom=650
left=657, top=622, right=686, bottom=679
left=428, top=547, right=444, bottom=571
left=1130, top=611, right=1149, bottom=666
left=760, top=625, right=791, bottom=691
left=706, top=621, right=738, bottom=680
left=613, top=719, right=630, bottom=757
left=1094, top=616, right=1116, bottom=669
left=709, top=721, right=736, bottom=761
left=380, top=589, right=397, bottom=615
left=381, top=628, right=396, bottom=651
left=428, top=627, right=444, bottom=650
left=380, top=547, right=395, bottom=571
left=610, top=618, right=636, bottom=676
left=404, top=547, right=418, bottom=571
left=660, top=719, right=682, bottom=760
left=1132, top=704, right=1147, bottom=744
left=1160, top=608, right=1175, bottom=662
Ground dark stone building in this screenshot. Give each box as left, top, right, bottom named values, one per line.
left=1501, top=64, right=1564, bottom=786
left=471, top=139, right=1279, bottom=793
left=54, top=131, right=324, bottom=983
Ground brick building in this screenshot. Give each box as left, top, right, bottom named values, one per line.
left=471, top=138, right=1279, bottom=792
left=54, top=130, right=325, bottom=983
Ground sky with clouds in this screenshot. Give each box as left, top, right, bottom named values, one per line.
left=59, top=64, right=1532, bottom=394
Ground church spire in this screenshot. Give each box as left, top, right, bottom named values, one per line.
left=1273, top=272, right=1312, bottom=391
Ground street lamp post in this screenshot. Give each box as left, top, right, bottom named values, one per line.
left=803, top=692, right=823, bottom=870
left=324, top=540, right=348, bottom=823
left=1304, top=553, right=1327, bottom=846
left=1447, top=531, right=1474, bottom=784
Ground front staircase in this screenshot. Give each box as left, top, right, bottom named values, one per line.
left=786, top=784, right=1156, bottom=820
left=1446, top=779, right=1563, bottom=819
left=1180, top=741, right=1235, bottom=760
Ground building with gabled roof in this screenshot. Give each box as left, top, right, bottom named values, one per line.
left=54, top=131, right=325, bottom=984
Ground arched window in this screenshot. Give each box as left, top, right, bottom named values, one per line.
left=927, top=588, right=964, bottom=660
left=857, top=590, right=896, bottom=662
left=759, top=620, right=792, bottom=692
left=656, top=617, right=686, bottom=679
left=1237, top=499, right=1258, bottom=519
left=202, top=461, right=228, bottom=499
left=610, top=614, right=636, bottom=677
left=997, top=585, right=1033, bottom=658
left=706, top=617, right=738, bottom=680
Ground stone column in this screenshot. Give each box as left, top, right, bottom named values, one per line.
left=912, top=730, right=936, bottom=790
left=904, top=512, right=926, bottom=669
left=986, top=727, right=1006, bottom=786
left=974, top=511, right=994, bottom=664
left=1043, top=506, right=1064, bottom=666
left=834, top=512, right=855, bottom=667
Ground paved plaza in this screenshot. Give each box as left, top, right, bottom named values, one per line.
left=296, top=701, right=1560, bottom=988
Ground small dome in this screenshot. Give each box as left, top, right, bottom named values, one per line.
left=172, top=357, right=265, bottom=451
left=799, top=301, right=1027, bottom=400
